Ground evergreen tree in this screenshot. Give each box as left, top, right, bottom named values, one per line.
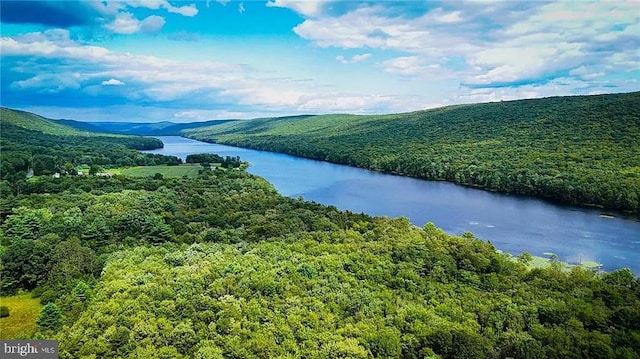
left=37, top=303, right=62, bottom=331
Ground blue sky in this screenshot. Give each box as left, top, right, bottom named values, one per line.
left=1, top=0, right=638, bottom=122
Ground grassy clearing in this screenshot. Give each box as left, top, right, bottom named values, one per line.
left=503, top=250, right=601, bottom=271
left=0, top=293, right=42, bottom=339
left=112, top=164, right=207, bottom=178
left=528, top=253, right=600, bottom=271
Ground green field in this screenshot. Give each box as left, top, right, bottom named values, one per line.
left=0, top=293, right=43, bottom=339
left=113, top=164, right=206, bottom=178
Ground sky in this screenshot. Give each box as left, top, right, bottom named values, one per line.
left=1, top=0, right=639, bottom=123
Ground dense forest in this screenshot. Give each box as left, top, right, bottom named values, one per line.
left=1, top=106, right=639, bottom=358
left=186, top=154, right=244, bottom=169
left=3, top=170, right=640, bottom=358
left=185, top=92, right=640, bottom=214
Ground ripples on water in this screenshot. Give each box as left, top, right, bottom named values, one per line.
left=144, top=136, right=640, bottom=274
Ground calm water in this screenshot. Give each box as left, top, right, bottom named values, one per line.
left=144, top=136, right=640, bottom=274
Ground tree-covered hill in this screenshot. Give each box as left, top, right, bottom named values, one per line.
left=0, top=108, right=180, bottom=183
left=1, top=107, right=92, bottom=136
left=185, top=92, right=640, bottom=214
left=1, top=107, right=180, bottom=136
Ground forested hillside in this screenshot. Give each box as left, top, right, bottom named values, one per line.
left=1, top=107, right=92, bottom=136
left=2, top=169, right=639, bottom=358
left=185, top=92, right=640, bottom=214
left=0, top=108, right=181, bottom=184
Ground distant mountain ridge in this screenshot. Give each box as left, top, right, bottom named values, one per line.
left=0, top=107, right=165, bottom=146
left=1, top=107, right=93, bottom=136
left=2, top=107, right=315, bottom=136
left=54, top=118, right=240, bottom=136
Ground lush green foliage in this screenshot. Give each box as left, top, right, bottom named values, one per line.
left=56, top=228, right=640, bottom=359
left=0, top=108, right=181, bottom=182
left=1, top=170, right=638, bottom=358
left=1, top=107, right=639, bottom=358
left=186, top=153, right=243, bottom=168
left=185, top=92, right=640, bottom=214
left=0, top=172, right=366, bottom=292
left=186, top=153, right=226, bottom=164
left=37, top=303, right=63, bottom=332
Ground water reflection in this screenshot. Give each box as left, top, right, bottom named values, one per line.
left=143, top=136, right=640, bottom=274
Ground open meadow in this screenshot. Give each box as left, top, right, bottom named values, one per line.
left=112, top=164, right=206, bottom=178
left=0, top=293, right=42, bottom=339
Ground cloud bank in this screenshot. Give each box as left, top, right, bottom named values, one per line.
left=1, top=0, right=638, bottom=121
left=289, top=1, right=639, bottom=102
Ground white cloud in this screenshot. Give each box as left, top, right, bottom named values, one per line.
left=296, top=94, right=393, bottom=113
left=166, top=3, right=198, bottom=16
left=140, top=15, right=166, bottom=34
left=3, top=1, right=639, bottom=121
left=293, top=6, right=395, bottom=49
left=288, top=1, right=640, bottom=93
left=95, top=1, right=193, bottom=35
left=465, top=42, right=582, bottom=85
left=2, top=29, right=409, bottom=116
left=15, top=28, right=76, bottom=46
left=2, top=29, right=110, bottom=58
left=266, top=0, right=323, bottom=18
left=607, top=51, right=640, bottom=69
left=101, top=79, right=126, bottom=86
left=569, top=66, right=604, bottom=81
left=383, top=56, right=443, bottom=77
left=106, top=12, right=141, bottom=34
left=3, top=31, right=232, bottom=102
left=351, top=53, right=371, bottom=63
left=87, top=1, right=124, bottom=16
left=430, top=9, right=463, bottom=23
left=336, top=53, right=371, bottom=64
left=120, top=1, right=198, bottom=17
left=106, top=12, right=166, bottom=34
left=506, top=2, right=637, bottom=37
left=173, top=109, right=262, bottom=121
left=12, top=73, right=82, bottom=93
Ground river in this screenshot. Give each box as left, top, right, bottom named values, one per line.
left=143, top=136, right=640, bottom=274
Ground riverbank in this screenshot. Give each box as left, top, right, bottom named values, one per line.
left=526, top=253, right=600, bottom=271
left=183, top=92, right=640, bottom=215
left=141, top=136, right=640, bottom=274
